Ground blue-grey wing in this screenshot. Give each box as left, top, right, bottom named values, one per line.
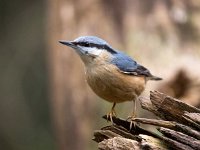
left=111, top=52, right=153, bottom=77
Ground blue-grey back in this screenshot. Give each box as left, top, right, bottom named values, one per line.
left=111, top=51, right=138, bottom=72
left=111, top=51, right=153, bottom=77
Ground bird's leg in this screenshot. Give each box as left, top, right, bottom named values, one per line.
left=106, top=102, right=116, bottom=124
left=127, top=100, right=137, bottom=129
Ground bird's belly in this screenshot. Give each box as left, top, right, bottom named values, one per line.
left=86, top=66, right=146, bottom=103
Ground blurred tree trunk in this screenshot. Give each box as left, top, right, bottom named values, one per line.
left=46, top=0, right=93, bottom=150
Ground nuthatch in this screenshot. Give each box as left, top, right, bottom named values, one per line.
left=59, top=36, right=162, bottom=122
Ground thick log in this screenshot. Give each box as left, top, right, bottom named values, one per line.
left=93, top=91, right=200, bottom=150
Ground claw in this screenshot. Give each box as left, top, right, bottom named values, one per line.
left=127, top=99, right=137, bottom=129
left=127, top=114, right=136, bottom=129
left=106, top=111, right=115, bottom=123
left=106, top=102, right=116, bottom=124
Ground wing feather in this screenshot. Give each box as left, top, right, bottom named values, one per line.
left=111, top=52, right=156, bottom=78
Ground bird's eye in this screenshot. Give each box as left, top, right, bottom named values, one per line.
left=84, top=43, right=90, bottom=47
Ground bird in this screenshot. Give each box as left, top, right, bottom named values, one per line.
left=59, top=36, right=162, bottom=124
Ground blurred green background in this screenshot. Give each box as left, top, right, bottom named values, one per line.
left=0, top=0, right=200, bottom=150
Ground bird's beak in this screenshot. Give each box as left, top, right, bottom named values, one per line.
left=59, top=40, right=86, bottom=55
left=59, top=40, right=76, bottom=48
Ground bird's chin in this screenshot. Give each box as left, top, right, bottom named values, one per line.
left=78, top=54, right=95, bottom=65
left=73, top=47, right=83, bottom=54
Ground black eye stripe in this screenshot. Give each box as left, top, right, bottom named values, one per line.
left=74, top=42, right=117, bottom=54
left=73, top=42, right=90, bottom=47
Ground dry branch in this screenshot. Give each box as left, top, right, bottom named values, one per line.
left=93, top=91, right=200, bottom=150
left=158, top=127, right=200, bottom=149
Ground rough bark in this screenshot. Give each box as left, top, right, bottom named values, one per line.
left=93, top=91, right=200, bottom=150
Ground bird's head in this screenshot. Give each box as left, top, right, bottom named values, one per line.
left=59, top=36, right=117, bottom=65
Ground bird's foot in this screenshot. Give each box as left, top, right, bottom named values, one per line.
left=126, top=114, right=137, bottom=130
left=106, top=110, right=116, bottom=124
